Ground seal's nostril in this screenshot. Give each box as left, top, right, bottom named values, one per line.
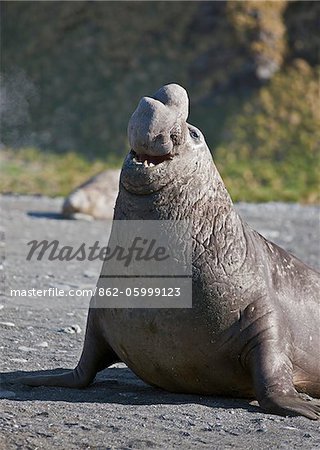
left=169, top=123, right=182, bottom=146
left=170, top=132, right=180, bottom=146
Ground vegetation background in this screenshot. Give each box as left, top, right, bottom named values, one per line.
left=1, top=1, right=319, bottom=202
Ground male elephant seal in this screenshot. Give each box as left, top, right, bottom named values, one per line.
left=19, top=84, right=320, bottom=419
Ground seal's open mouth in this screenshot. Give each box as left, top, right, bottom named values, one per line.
left=131, top=150, right=173, bottom=167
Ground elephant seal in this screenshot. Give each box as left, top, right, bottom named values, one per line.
left=19, top=84, right=320, bottom=419
left=62, top=169, right=120, bottom=220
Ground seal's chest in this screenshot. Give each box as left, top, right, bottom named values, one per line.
left=102, top=309, right=250, bottom=395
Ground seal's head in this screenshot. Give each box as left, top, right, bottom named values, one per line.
left=121, top=84, right=212, bottom=195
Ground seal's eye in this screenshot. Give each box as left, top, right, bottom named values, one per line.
left=189, top=128, right=200, bottom=140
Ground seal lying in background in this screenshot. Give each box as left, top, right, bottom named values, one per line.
left=20, top=84, right=320, bottom=419
left=62, top=169, right=120, bottom=220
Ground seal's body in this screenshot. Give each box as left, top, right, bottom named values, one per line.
left=20, top=84, right=320, bottom=419
left=62, top=169, right=119, bottom=220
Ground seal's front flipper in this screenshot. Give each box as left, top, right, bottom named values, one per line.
left=16, top=310, right=120, bottom=388
left=240, top=302, right=320, bottom=420
left=258, top=393, right=320, bottom=420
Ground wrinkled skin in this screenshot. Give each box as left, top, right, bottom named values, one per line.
left=19, top=84, right=320, bottom=419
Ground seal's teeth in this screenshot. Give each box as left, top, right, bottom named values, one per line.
left=133, top=157, right=137, bottom=163
left=149, top=162, right=155, bottom=167
left=143, top=160, right=148, bottom=167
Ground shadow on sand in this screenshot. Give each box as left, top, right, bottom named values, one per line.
left=1, top=367, right=261, bottom=415
left=27, top=211, right=70, bottom=220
